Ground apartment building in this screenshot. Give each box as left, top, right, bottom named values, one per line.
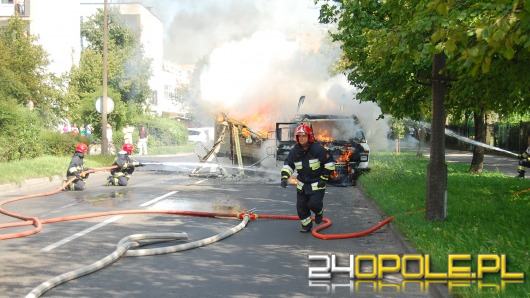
left=0, top=0, right=190, bottom=117
left=0, top=0, right=81, bottom=75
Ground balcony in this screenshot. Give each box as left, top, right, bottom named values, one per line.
left=0, top=2, right=27, bottom=18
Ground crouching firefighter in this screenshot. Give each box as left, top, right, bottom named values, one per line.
left=107, top=143, right=144, bottom=186
left=65, top=143, right=91, bottom=191
left=280, top=123, right=335, bottom=233
left=516, top=146, right=530, bottom=178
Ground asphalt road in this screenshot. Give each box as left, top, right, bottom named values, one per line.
left=444, top=149, right=521, bottom=177
left=4, top=150, right=512, bottom=297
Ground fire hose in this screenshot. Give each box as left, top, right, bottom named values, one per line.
left=0, top=165, right=393, bottom=240
left=0, top=166, right=117, bottom=240
left=26, top=216, right=251, bottom=298
left=1, top=166, right=393, bottom=296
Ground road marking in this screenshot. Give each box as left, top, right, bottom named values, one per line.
left=139, top=191, right=178, bottom=207
left=41, top=215, right=123, bottom=252
left=195, top=179, right=207, bottom=184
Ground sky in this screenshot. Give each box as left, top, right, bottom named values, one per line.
left=114, top=0, right=392, bottom=150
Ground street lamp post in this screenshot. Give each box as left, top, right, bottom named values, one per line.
left=101, top=0, right=109, bottom=154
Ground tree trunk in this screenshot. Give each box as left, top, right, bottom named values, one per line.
left=426, top=53, right=447, bottom=221
left=416, top=115, right=425, bottom=157
left=470, top=110, right=485, bottom=174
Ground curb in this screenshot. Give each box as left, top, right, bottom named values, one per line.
left=0, top=176, right=64, bottom=194
left=357, top=184, right=451, bottom=298
left=0, top=172, right=107, bottom=195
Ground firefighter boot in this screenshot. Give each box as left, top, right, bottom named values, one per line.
left=61, top=179, right=69, bottom=191
left=517, top=170, right=525, bottom=178
left=300, top=217, right=312, bottom=233
left=315, top=209, right=323, bottom=224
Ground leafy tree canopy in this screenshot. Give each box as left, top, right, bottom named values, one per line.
left=0, top=16, right=68, bottom=127
left=70, top=8, right=153, bottom=108
left=317, top=0, right=530, bottom=120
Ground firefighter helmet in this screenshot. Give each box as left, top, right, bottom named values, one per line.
left=75, top=143, right=88, bottom=154
left=122, top=143, right=134, bottom=155
left=295, top=123, right=314, bottom=143
left=526, top=146, right=530, bottom=155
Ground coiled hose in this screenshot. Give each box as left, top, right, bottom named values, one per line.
left=26, top=216, right=251, bottom=298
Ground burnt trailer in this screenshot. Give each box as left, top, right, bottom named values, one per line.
left=213, top=114, right=275, bottom=167
left=276, top=114, right=371, bottom=186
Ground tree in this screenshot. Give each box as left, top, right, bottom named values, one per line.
left=318, top=0, right=530, bottom=160
left=70, top=8, right=153, bottom=109
left=0, top=15, right=68, bottom=127
left=318, top=0, right=530, bottom=220
left=432, top=0, right=530, bottom=173
left=388, top=117, right=406, bottom=153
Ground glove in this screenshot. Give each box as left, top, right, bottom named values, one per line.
left=132, top=160, right=144, bottom=167
left=81, top=172, right=90, bottom=179
left=281, top=178, right=288, bottom=188
left=317, top=179, right=326, bottom=188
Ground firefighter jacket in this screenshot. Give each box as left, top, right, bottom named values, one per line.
left=519, top=147, right=530, bottom=162
left=66, top=152, right=88, bottom=179
left=281, top=142, right=335, bottom=192
left=111, top=151, right=140, bottom=177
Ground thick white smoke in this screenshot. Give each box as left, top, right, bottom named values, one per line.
left=144, top=0, right=391, bottom=151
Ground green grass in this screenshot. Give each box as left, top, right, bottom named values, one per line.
left=0, top=144, right=195, bottom=185
left=0, top=155, right=116, bottom=185
left=361, top=152, right=530, bottom=298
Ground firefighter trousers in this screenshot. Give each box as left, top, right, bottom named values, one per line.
left=296, top=189, right=325, bottom=221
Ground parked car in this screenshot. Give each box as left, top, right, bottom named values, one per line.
left=188, top=127, right=214, bottom=144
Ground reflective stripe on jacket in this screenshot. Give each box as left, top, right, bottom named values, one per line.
left=282, top=142, right=335, bottom=191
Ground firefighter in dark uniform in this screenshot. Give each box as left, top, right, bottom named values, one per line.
left=281, top=123, right=336, bottom=233
left=65, top=143, right=90, bottom=191
left=516, top=146, right=530, bottom=178
left=107, top=143, right=144, bottom=186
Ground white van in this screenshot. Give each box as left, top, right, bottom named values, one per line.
left=188, top=127, right=214, bottom=144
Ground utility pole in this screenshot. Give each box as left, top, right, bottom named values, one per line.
left=426, top=53, right=447, bottom=221
left=101, top=0, right=109, bottom=154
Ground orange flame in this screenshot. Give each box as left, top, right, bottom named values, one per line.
left=338, top=148, right=352, bottom=162
left=315, top=128, right=334, bottom=143
left=228, top=112, right=273, bottom=139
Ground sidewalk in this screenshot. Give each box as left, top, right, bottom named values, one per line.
left=0, top=176, right=63, bottom=195
left=436, top=148, right=520, bottom=178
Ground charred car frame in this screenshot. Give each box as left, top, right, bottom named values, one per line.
left=275, top=114, right=370, bottom=186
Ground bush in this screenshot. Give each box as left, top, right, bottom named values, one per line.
left=130, top=115, right=188, bottom=147
left=0, top=99, right=45, bottom=162
left=40, top=131, right=81, bottom=156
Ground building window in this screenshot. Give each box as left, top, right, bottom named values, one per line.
left=164, top=85, right=175, bottom=101
left=151, top=90, right=158, bottom=105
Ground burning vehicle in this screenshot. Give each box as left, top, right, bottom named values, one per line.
left=208, top=113, right=370, bottom=186
left=276, top=114, right=370, bottom=186
left=213, top=113, right=275, bottom=166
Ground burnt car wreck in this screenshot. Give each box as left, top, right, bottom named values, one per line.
left=192, top=113, right=370, bottom=186
left=276, top=114, right=370, bottom=186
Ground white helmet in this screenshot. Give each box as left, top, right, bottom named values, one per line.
left=526, top=146, right=530, bottom=155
